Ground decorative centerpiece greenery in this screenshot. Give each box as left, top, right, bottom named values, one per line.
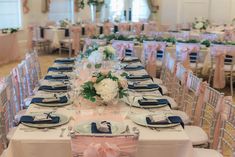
left=87, top=0, right=104, bottom=5
left=81, top=71, right=128, bottom=103
left=98, top=45, right=116, bottom=60
left=177, top=39, right=200, bottom=43
left=59, top=19, right=71, bottom=28
left=201, top=40, right=211, bottom=47
left=192, top=17, right=209, bottom=31
left=1, top=28, right=19, bottom=34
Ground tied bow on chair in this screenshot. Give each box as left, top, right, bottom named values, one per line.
left=179, top=45, right=199, bottom=70
left=84, top=143, right=120, bottom=157
left=27, top=25, right=34, bottom=51
left=132, top=23, right=142, bottom=36
left=211, top=46, right=227, bottom=89
left=86, top=25, right=96, bottom=37
left=115, top=43, right=128, bottom=60
left=103, top=23, right=112, bottom=36
left=145, top=44, right=162, bottom=78
left=71, top=27, right=81, bottom=55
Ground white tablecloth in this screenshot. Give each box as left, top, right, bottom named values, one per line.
left=6, top=62, right=195, bottom=157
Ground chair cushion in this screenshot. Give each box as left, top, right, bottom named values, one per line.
left=184, top=126, right=209, bottom=146
left=193, top=148, right=223, bottom=157
left=152, top=78, right=163, bottom=85
left=7, top=127, right=17, bottom=141
left=171, top=110, right=191, bottom=124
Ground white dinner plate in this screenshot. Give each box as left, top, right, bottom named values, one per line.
left=130, top=113, right=180, bottom=128
left=33, top=99, right=73, bottom=107
left=74, top=121, right=126, bottom=135
left=21, top=113, right=70, bottom=128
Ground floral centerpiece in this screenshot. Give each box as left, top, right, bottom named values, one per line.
left=81, top=71, right=128, bottom=104
left=98, top=45, right=116, bottom=60
left=59, top=19, right=71, bottom=28
left=192, top=17, right=209, bottom=31
left=87, top=0, right=104, bottom=5
left=1, top=28, right=19, bottom=34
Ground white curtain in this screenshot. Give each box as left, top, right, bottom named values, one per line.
left=132, top=0, right=150, bottom=22
left=0, top=0, right=21, bottom=29
left=48, top=0, right=74, bottom=23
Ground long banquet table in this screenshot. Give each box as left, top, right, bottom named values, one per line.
left=6, top=59, right=195, bottom=157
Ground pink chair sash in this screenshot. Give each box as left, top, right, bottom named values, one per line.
left=212, top=96, right=232, bottom=149
left=144, top=42, right=166, bottom=77
left=118, top=23, right=130, bottom=33
left=103, top=23, right=112, bottom=36
left=27, top=25, right=34, bottom=51
left=132, top=23, right=142, bottom=35
left=84, top=143, right=120, bottom=157
left=211, top=45, right=235, bottom=89
left=176, top=43, right=200, bottom=70
left=71, top=26, right=81, bottom=55
left=86, top=24, right=96, bottom=37
left=193, top=82, right=208, bottom=125
left=112, top=41, right=134, bottom=59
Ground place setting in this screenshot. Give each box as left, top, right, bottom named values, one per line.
left=38, top=81, right=71, bottom=93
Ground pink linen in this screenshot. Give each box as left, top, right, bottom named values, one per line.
left=27, top=25, right=34, bottom=51
left=132, top=23, right=142, bottom=36
left=211, top=45, right=235, bottom=89
left=118, top=23, right=130, bottom=34
left=176, top=43, right=200, bottom=70
left=112, top=41, right=134, bottom=59
left=212, top=96, right=232, bottom=149
left=0, top=33, right=20, bottom=66
left=103, top=23, right=112, bottom=36
left=193, top=82, right=208, bottom=126
left=86, top=24, right=96, bottom=37
left=71, top=26, right=81, bottom=55
left=143, top=42, right=166, bottom=77
left=84, top=143, right=120, bottom=157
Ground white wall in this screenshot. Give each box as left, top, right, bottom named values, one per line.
left=159, top=0, right=235, bottom=25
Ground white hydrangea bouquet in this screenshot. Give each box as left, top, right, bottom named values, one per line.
left=80, top=71, right=128, bottom=104
left=98, top=45, right=116, bottom=60
left=59, top=19, right=71, bottom=28
left=192, top=17, right=209, bottom=30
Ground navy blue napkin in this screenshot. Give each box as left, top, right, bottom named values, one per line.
left=128, top=83, right=159, bottom=90
left=91, top=121, right=112, bottom=134
left=48, top=67, right=73, bottom=72
left=40, top=27, right=44, bottom=38
left=20, top=114, right=60, bottom=124
left=82, top=27, right=85, bottom=35
left=125, top=49, right=132, bottom=56
left=38, top=85, right=69, bottom=91
left=138, top=98, right=171, bottom=108
left=31, top=96, right=68, bottom=104
left=54, top=58, right=75, bottom=64
left=44, top=75, right=70, bottom=80
left=121, top=58, right=140, bottom=63
left=124, top=65, right=144, bottom=71
left=146, top=116, right=184, bottom=128
left=126, top=75, right=151, bottom=80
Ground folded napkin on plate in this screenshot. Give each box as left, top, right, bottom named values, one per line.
left=91, top=121, right=112, bottom=134
left=44, top=75, right=70, bottom=80
left=126, top=75, right=151, bottom=80
left=146, top=116, right=184, bottom=128
left=31, top=95, right=68, bottom=104
left=138, top=98, right=171, bottom=108
left=124, top=65, right=144, bottom=71
left=121, top=58, right=140, bottom=63
left=38, top=85, right=69, bottom=91
left=128, top=83, right=159, bottom=90
left=54, top=58, right=75, bottom=64
left=20, top=113, right=60, bottom=124
left=125, top=49, right=132, bottom=56
left=48, top=67, right=73, bottom=72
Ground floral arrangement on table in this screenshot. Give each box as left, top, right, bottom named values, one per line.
left=211, top=41, right=235, bottom=45
left=59, top=19, right=71, bottom=28
left=81, top=71, right=128, bottom=103
left=1, top=28, right=19, bottom=34
left=98, top=45, right=116, bottom=60
left=192, top=17, right=209, bottom=30
left=87, top=0, right=104, bottom=5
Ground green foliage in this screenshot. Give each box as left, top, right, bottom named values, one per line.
left=201, top=40, right=211, bottom=47
left=81, top=81, right=97, bottom=102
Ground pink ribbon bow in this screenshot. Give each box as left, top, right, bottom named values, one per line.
left=132, top=23, right=142, bottom=35
left=104, top=23, right=112, bottom=36
left=71, top=26, right=81, bottom=55
left=179, top=44, right=200, bottom=70
left=27, top=25, right=34, bottom=51
left=84, top=143, right=120, bottom=157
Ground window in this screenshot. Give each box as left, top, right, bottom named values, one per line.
left=48, top=0, right=74, bottom=23
left=0, top=0, right=22, bottom=29
left=106, top=0, right=150, bottom=22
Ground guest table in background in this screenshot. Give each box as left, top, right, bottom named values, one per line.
left=0, top=33, right=20, bottom=66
